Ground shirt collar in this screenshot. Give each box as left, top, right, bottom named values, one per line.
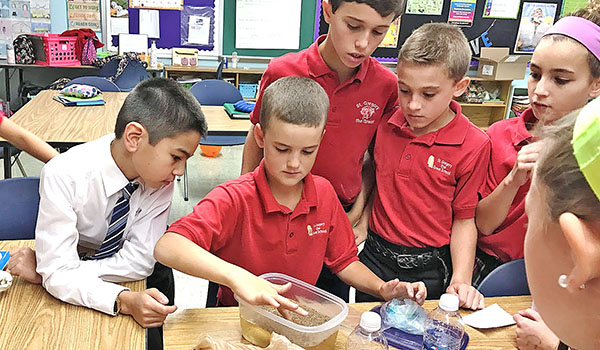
left=512, top=107, right=536, bottom=146
left=388, top=100, right=469, bottom=146
left=307, top=35, right=369, bottom=83
left=99, top=134, right=137, bottom=198
left=254, top=160, right=318, bottom=215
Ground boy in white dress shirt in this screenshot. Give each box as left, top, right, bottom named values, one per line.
left=8, top=78, right=207, bottom=349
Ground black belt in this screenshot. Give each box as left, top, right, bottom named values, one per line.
left=366, top=231, right=449, bottom=270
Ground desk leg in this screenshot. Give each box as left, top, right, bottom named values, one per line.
left=18, top=68, right=23, bottom=105
left=4, top=67, right=10, bottom=108
left=3, top=147, right=11, bottom=179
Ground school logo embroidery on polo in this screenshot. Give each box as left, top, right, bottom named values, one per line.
left=307, top=223, right=327, bottom=236
left=427, top=154, right=452, bottom=175
left=355, top=100, right=380, bottom=124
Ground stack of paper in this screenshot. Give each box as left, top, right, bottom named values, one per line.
left=53, top=94, right=106, bottom=107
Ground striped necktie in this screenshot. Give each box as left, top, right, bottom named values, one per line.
left=88, top=182, right=139, bottom=260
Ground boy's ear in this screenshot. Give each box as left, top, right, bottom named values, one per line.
left=558, top=212, right=600, bottom=292
left=452, top=77, right=470, bottom=98
left=322, top=0, right=333, bottom=24
left=253, top=124, right=265, bottom=149
left=588, top=77, right=600, bottom=99
left=122, top=122, right=145, bottom=152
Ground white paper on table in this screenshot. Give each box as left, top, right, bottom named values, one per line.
left=235, top=0, right=301, bottom=50
left=111, top=17, right=129, bottom=35
left=139, top=9, right=160, bottom=38
left=188, top=15, right=210, bottom=45
left=462, top=303, right=516, bottom=329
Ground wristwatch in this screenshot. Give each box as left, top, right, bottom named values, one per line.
left=114, top=291, right=124, bottom=315
left=557, top=341, right=569, bottom=350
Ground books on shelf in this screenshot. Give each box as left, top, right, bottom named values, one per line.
left=53, top=94, right=106, bottom=107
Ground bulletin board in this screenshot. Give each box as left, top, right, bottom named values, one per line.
left=111, top=0, right=216, bottom=53
left=221, top=0, right=318, bottom=57
left=317, top=0, right=563, bottom=61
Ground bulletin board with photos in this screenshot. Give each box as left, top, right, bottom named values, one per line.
left=0, top=0, right=50, bottom=58
left=107, top=0, right=218, bottom=56
left=317, top=0, right=564, bottom=62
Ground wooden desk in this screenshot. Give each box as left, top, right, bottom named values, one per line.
left=0, top=89, right=252, bottom=178
left=0, top=240, right=145, bottom=350
left=0, top=60, right=163, bottom=109
left=164, top=296, right=531, bottom=350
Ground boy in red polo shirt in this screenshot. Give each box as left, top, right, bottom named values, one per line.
left=241, top=0, right=404, bottom=301
left=353, top=23, right=489, bottom=310
left=154, top=77, right=426, bottom=310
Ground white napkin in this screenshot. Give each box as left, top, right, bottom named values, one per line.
left=462, top=303, right=516, bottom=329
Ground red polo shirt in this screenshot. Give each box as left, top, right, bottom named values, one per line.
left=168, top=161, right=359, bottom=306
left=369, top=101, right=491, bottom=247
left=477, top=108, right=536, bottom=262
left=250, top=35, right=398, bottom=206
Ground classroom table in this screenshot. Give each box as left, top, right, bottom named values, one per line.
left=163, top=295, right=532, bottom=350
left=0, top=60, right=163, bottom=108
left=0, top=240, right=145, bottom=350
left=0, top=89, right=252, bottom=178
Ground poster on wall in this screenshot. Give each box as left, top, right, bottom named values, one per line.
left=129, top=0, right=182, bottom=10
left=405, top=0, right=443, bottom=15
left=110, top=0, right=128, bottom=35
left=379, top=17, right=400, bottom=48
left=483, top=0, right=520, bottom=19
left=448, top=0, right=476, bottom=27
left=515, top=2, right=557, bottom=53
left=67, top=0, right=101, bottom=30
left=30, top=0, right=49, bottom=18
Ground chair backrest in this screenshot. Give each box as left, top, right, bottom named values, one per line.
left=189, top=79, right=243, bottom=106
left=0, top=177, right=40, bottom=240
left=66, top=76, right=121, bottom=92
left=99, top=58, right=149, bottom=92
left=478, top=258, right=530, bottom=297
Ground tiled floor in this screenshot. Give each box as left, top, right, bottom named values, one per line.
left=5, top=143, right=356, bottom=311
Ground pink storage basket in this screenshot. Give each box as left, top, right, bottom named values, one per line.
left=30, top=34, right=80, bottom=66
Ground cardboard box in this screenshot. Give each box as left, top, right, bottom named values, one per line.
left=477, top=47, right=531, bottom=80
left=172, top=48, right=198, bottom=66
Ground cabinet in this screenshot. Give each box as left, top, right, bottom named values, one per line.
left=164, top=66, right=264, bottom=101
left=458, top=78, right=513, bottom=130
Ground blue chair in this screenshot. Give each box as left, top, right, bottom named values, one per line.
left=98, top=58, right=149, bottom=92
left=66, top=76, right=121, bottom=92
left=478, top=258, right=530, bottom=297
left=184, top=80, right=247, bottom=201
left=0, top=177, right=40, bottom=240
left=190, top=79, right=243, bottom=106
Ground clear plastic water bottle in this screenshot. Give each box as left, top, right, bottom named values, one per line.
left=149, top=40, right=158, bottom=68
left=346, top=311, right=389, bottom=350
left=422, top=294, right=465, bottom=350
left=231, top=51, right=239, bottom=68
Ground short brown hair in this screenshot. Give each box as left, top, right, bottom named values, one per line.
left=398, top=22, right=471, bottom=81
left=259, top=77, right=329, bottom=132
left=535, top=110, right=600, bottom=222
left=329, top=0, right=405, bottom=19
left=541, top=0, right=600, bottom=78
left=115, top=78, right=207, bottom=145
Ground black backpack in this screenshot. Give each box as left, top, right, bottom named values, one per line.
left=13, top=34, right=35, bottom=64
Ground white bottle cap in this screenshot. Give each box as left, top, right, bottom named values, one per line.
left=439, top=293, right=459, bottom=312
left=359, top=311, right=382, bottom=332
